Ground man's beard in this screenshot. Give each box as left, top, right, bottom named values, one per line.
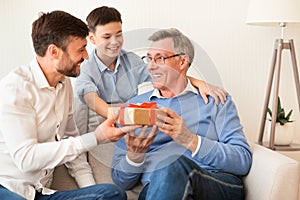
left=57, top=58, right=84, bottom=77
left=57, top=63, right=78, bottom=77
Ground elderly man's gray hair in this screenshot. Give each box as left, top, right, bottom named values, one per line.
left=148, top=28, right=194, bottom=65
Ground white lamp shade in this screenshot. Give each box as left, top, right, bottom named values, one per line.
left=246, top=0, right=300, bottom=26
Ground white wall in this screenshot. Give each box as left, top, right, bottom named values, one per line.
left=1, top=0, right=300, bottom=143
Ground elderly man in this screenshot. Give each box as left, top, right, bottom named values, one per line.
left=111, top=28, right=252, bottom=200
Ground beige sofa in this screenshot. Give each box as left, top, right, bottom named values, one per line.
left=51, top=143, right=300, bottom=200
left=51, top=96, right=300, bottom=199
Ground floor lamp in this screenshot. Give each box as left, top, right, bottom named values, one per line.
left=246, top=0, right=300, bottom=150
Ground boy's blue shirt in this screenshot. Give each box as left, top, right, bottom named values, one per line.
left=76, top=49, right=151, bottom=104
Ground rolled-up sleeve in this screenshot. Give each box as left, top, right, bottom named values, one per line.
left=75, top=67, right=99, bottom=104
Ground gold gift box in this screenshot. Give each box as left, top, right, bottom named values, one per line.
left=107, top=103, right=165, bottom=125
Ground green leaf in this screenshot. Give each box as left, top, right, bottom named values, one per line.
left=267, top=108, right=272, bottom=117
left=277, top=97, right=281, bottom=116
left=267, top=96, right=293, bottom=125
left=286, top=109, right=293, bottom=121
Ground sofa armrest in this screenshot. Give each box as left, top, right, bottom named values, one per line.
left=243, top=144, right=300, bottom=200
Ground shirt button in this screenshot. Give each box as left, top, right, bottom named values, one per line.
left=55, top=134, right=61, bottom=141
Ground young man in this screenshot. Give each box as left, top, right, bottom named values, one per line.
left=111, top=28, right=252, bottom=200
left=0, top=10, right=136, bottom=200
left=75, top=6, right=227, bottom=133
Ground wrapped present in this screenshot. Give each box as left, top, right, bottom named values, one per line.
left=107, top=102, right=166, bottom=125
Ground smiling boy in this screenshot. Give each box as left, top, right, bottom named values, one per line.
left=75, top=6, right=227, bottom=133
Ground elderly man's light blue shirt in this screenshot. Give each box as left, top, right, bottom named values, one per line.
left=76, top=49, right=151, bottom=104
left=112, top=84, right=252, bottom=190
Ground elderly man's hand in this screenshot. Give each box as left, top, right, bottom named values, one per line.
left=156, top=108, right=198, bottom=152
left=125, top=125, right=158, bottom=163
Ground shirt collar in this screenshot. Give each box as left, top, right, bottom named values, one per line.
left=93, top=49, right=121, bottom=73
left=30, top=58, right=51, bottom=89
left=149, top=78, right=199, bottom=100
left=30, top=58, right=65, bottom=89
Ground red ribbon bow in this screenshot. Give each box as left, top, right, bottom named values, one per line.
left=127, top=102, right=158, bottom=108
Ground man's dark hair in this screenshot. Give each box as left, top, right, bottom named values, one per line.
left=86, top=6, right=122, bottom=33
left=31, top=10, right=89, bottom=57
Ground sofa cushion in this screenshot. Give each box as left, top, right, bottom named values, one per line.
left=51, top=143, right=300, bottom=200
left=51, top=164, right=78, bottom=190
left=88, top=144, right=142, bottom=200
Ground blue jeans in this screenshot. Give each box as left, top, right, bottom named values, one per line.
left=0, top=184, right=126, bottom=200
left=139, top=156, right=244, bottom=200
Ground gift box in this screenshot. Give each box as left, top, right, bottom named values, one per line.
left=107, top=102, right=165, bottom=125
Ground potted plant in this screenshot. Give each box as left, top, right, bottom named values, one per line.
left=266, top=96, right=294, bottom=145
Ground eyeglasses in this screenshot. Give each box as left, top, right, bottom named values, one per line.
left=141, top=53, right=185, bottom=64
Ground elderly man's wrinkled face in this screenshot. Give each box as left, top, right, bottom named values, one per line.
left=146, top=38, right=184, bottom=91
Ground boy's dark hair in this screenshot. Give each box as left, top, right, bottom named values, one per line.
left=86, top=6, right=122, bottom=33
left=31, top=10, right=89, bottom=57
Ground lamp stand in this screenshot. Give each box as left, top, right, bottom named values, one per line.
left=258, top=39, right=300, bottom=150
